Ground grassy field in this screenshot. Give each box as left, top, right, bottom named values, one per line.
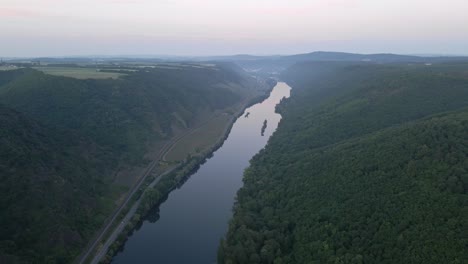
left=165, top=114, right=232, bottom=161
left=33, top=66, right=124, bottom=79
left=127, top=63, right=218, bottom=70
left=0, top=65, right=21, bottom=71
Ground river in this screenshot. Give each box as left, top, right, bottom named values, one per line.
left=112, top=82, right=291, bottom=264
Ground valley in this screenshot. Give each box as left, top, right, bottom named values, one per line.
left=1, top=54, right=468, bottom=264
left=0, top=62, right=273, bottom=263
left=2, top=1, right=468, bottom=263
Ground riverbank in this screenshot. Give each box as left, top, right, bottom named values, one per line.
left=95, top=80, right=278, bottom=263
left=108, top=82, right=290, bottom=264
left=164, top=79, right=277, bottom=162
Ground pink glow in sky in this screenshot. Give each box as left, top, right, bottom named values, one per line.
left=1, top=0, right=468, bottom=56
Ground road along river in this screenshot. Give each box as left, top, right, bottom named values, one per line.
left=112, top=82, right=291, bottom=264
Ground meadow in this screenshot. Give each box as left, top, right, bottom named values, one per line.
left=164, top=113, right=232, bottom=161
left=33, top=66, right=124, bottom=79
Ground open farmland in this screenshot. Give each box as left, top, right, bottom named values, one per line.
left=0, top=65, right=21, bottom=71
left=33, top=66, right=124, bottom=79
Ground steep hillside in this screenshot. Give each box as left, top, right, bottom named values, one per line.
left=220, top=62, right=468, bottom=263
left=0, top=105, right=117, bottom=263
left=0, top=64, right=258, bottom=163
left=0, top=64, right=265, bottom=263
left=278, top=62, right=468, bottom=150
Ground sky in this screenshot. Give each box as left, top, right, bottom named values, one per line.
left=1, top=0, right=468, bottom=57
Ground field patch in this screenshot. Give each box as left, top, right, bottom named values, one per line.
left=0, top=65, right=21, bottom=71
left=165, top=114, right=231, bottom=161
left=33, top=66, right=124, bottom=79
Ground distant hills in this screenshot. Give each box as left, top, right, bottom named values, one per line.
left=200, top=51, right=468, bottom=63
left=197, top=51, right=468, bottom=74
left=6, top=51, right=468, bottom=68
left=199, top=51, right=422, bottom=62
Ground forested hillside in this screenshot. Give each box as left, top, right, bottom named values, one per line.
left=0, top=64, right=257, bottom=163
left=208, top=52, right=468, bottom=75
left=220, top=62, right=468, bottom=263
left=0, top=104, right=118, bottom=263
left=0, top=64, right=263, bottom=263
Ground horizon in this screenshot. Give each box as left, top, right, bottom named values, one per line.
left=2, top=0, right=468, bottom=57
left=3, top=50, right=468, bottom=60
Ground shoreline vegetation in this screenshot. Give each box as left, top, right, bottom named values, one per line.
left=219, top=62, right=468, bottom=263
left=98, top=80, right=277, bottom=263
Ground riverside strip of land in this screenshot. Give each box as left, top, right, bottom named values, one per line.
left=109, top=82, right=289, bottom=264
left=78, top=89, right=270, bottom=264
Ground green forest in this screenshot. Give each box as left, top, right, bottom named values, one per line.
left=0, top=64, right=262, bottom=263
left=220, top=62, right=468, bottom=263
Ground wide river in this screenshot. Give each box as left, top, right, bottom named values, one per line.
left=112, top=82, right=291, bottom=264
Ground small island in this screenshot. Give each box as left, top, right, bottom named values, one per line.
left=261, top=119, right=267, bottom=136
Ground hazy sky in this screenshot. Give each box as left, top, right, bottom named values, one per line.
left=1, top=0, right=468, bottom=57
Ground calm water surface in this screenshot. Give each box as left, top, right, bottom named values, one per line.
left=112, top=82, right=291, bottom=264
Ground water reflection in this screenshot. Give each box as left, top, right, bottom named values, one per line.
left=112, top=82, right=291, bottom=264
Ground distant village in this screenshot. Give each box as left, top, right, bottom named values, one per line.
left=0, top=58, right=41, bottom=70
